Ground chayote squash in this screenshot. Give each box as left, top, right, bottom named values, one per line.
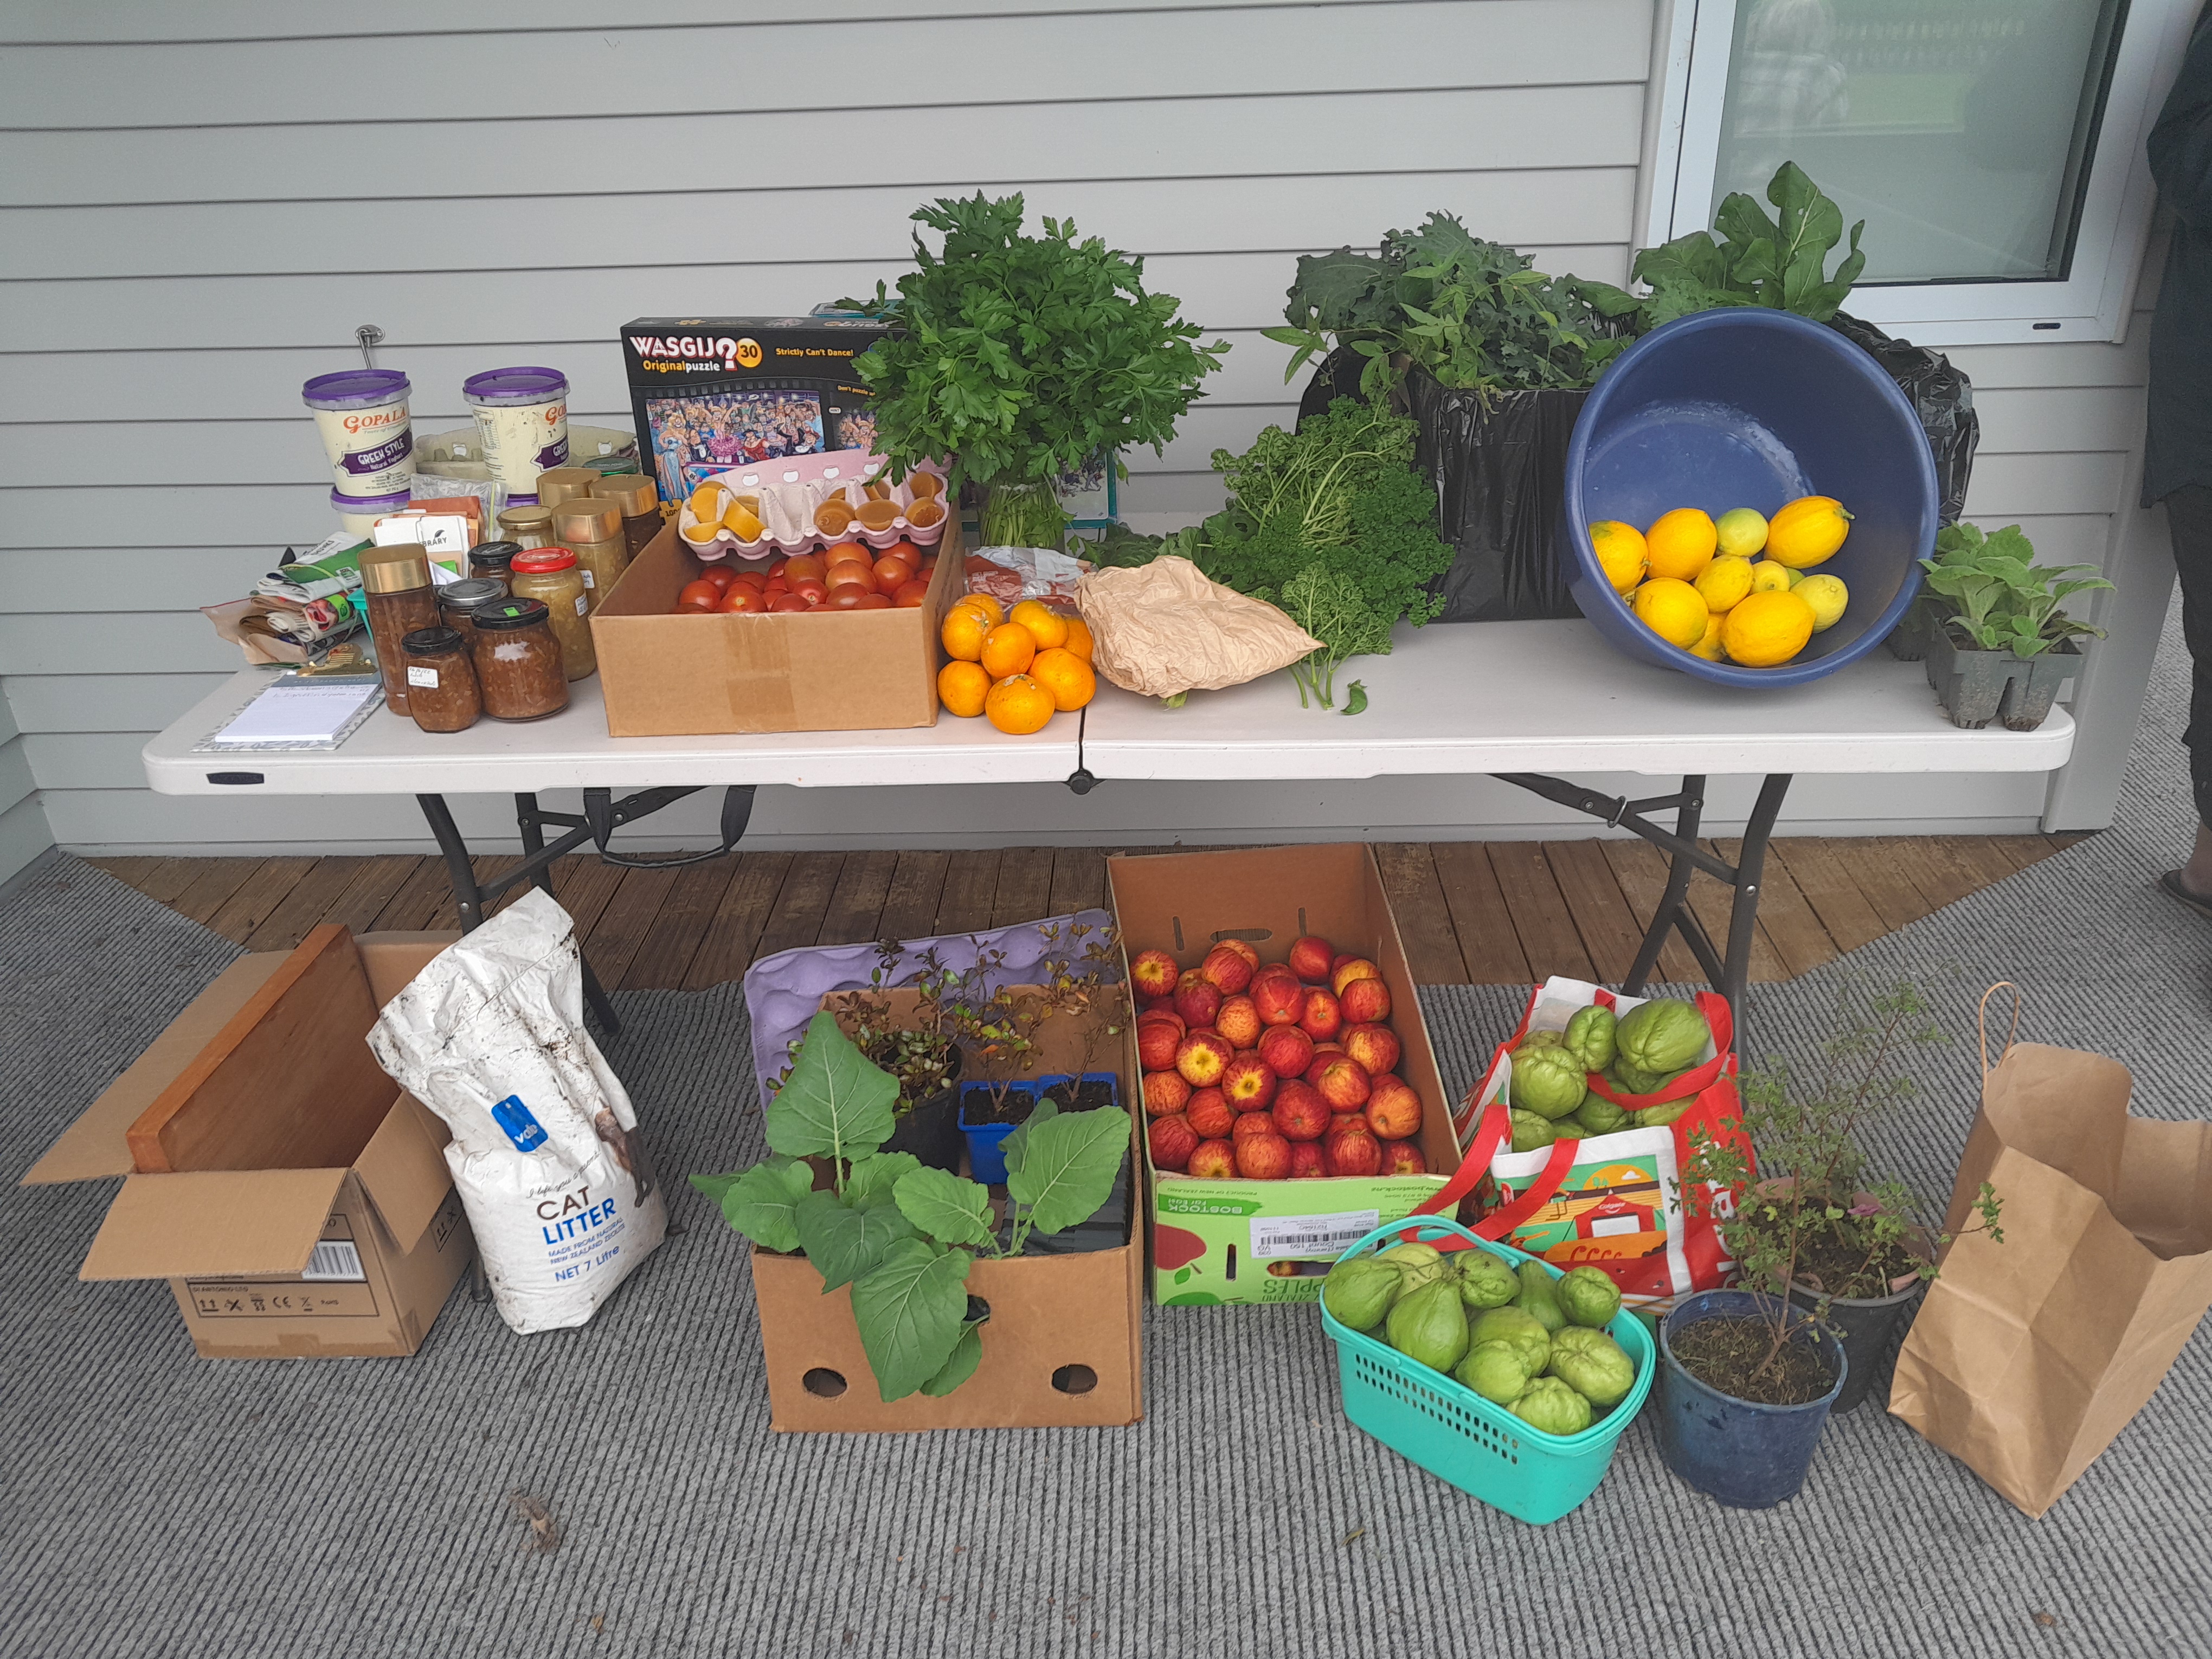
left=1509, top=1109, right=1558, bottom=1153
left=1575, top=1089, right=1629, bottom=1136
left=1547, top=1325, right=1636, bottom=1409
left=1455, top=1339, right=1532, bottom=1405
left=1552, top=1120, right=1591, bottom=1140
left=1509, top=1045, right=1587, bottom=1119
left=1377, top=1240, right=1450, bottom=1303
left=1555, top=1265, right=1624, bottom=1328
left=1511, top=1374, right=1593, bottom=1436
left=1454, top=1251, right=1520, bottom=1310
left=1469, top=1305, right=1551, bottom=1375
left=1515, top=1030, right=1566, bottom=1052
left=1615, top=998, right=1709, bottom=1073
left=1385, top=1279, right=1470, bottom=1375
left=1564, top=1005, right=1617, bottom=1071
left=1635, top=1097, right=1693, bottom=1129
left=1320, top=1257, right=1400, bottom=1333
left=1515, top=1261, right=1566, bottom=1332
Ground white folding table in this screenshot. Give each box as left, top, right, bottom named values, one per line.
left=145, top=619, right=2074, bottom=1040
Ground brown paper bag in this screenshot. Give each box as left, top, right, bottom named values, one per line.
left=1888, top=994, right=2212, bottom=1517
left=1075, top=557, right=1320, bottom=699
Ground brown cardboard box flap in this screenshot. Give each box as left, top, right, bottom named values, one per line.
left=357, top=933, right=458, bottom=1003
left=23, top=955, right=288, bottom=1186
left=353, top=1095, right=454, bottom=1253
left=80, top=1167, right=347, bottom=1282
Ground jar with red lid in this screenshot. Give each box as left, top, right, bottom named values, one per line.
left=507, top=547, right=596, bottom=679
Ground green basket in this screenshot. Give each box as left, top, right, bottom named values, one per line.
left=1319, top=1215, right=1656, bottom=1526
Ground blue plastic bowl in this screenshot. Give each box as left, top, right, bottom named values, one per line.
left=1560, top=308, right=1938, bottom=688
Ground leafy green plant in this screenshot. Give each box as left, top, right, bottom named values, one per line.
left=695, top=1013, right=1130, bottom=1402
left=1918, top=522, right=2111, bottom=657
left=1679, top=978, right=2001, bottom=1390
left=843, top=192, right=1228, bottom=527
left=1629, top=160, right=1866, bottom=326
left=1262, top=213, right=1641, bottom=402
left=1092, top=400, right=1452, bottom=707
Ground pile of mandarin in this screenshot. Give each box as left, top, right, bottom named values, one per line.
left=667, top=539, right=937, bottom=614
left=937, top=595, right=1097, bottom=736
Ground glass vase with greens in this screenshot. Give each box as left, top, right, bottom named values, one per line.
left=845, top=192, right=1228, bottom=551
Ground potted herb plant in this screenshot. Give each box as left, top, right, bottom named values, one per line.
left=694, top=1012, right=1131, bottom=1403
left=1664, top=981, right=2004, bottom=1506
left=846, top=192, right=1227, bottom=551
left=811, top=941, right=967, bottom=1173
left=1915, top=522, right=2111, bottom=730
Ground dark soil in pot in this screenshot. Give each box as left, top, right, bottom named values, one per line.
left=961, top=1085, right=1036, bottom=1128
left=881, top=1078, right=963, bottom=1173
left=1043, top=1077, right=1117, bottom=1114
left=1668, top=1315, right=1838, bottom=1405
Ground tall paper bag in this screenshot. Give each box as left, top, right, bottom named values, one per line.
left=1887, top=1040, right=2212, bottom=1517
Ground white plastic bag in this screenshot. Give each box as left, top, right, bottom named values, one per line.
left=367, top=888, right=666, bottom=1333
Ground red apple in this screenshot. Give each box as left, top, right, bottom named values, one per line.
left=1271, top=1081, right=1331, bottom=1142
left=1215, top=994, right=1262, bottom=1049
left=1322, top=1122, right=1382, bottom=1177
left=1140, top=992, right=1177, bottom=1015
left=1199, top=943, right=1255, bottom=995
left=1173, top=978, right=1223, bottom=1030
left=1220, top=938, right=1261, bottom=974
left=1365, top=1075, right=1424, bottom=1140
left=1148, top=1114, right=1200, bottom=1172
left=1231, top=1109, right=1279, bottom=1144
left=1187, top=1139, right=1238, bottom=1179
left=1380, top=1139, right=1428, bottom=1176
left=1329, top=1111, right=1368, bottom=1135
left=1287, top=935, right=1335, bottom=982
left=1221, top=1051, right=1279, bottom=1113
left=1136, top=1019, right=1184, bottom=1073
left=1331, top=957, right=1382, bottom=998
left=1175, top=1030, right=1233, bottom=1088
left=1288, top=1141, right=1327, bottom=1179
left=1141, top=1070, right=1192, bottom=1118
left=1235, top=1131, right=1293, bottom=1181
left=1185, top=1087, right=1234, bottom=1140
left=1340, top=1023, right=1401, bottom=1078
left=1298, top=986, right=1342, bottom=1043
left=1130, top=948, right=1180, bottom=1001
left=1340, top=976, right=1393, bottom=1026
left=1315, top=1056, right=1373, bottom=1111
left=1305, top=1045, right=1346, bottom=1088
left=1331, top=952, right=1360, bottom=975
left=1249, top=968, right=1304, bottom=1026
left=1257, top=1025, right=1315, bottom=1080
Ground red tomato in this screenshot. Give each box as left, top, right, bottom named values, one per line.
left=891, top=579, right=930, bottom=608
left=729, top=568, right=768, bottom=590
left=768, top=557, right=790, bottom=578
left=791, top=577, right=827, bottom=603
left=678, top=580, right=722, bottom=609
left=783, top=554, right=824, bottom=582
left=826, top=582, right=872, bottom=608
left=826, top=565, right=875, bottom=595
left=699, top=565, right=738, bottom=593
left=718, top=586, right=766, bottom=613
left=674, top=600, right=716, bottom=615
left=884, top=539, right=926, bottom=566
left=770, top=594, right=812, bottom=613
left=873, top=555, right=915, bottom=589
left=851, top=593, right=893, bottom=609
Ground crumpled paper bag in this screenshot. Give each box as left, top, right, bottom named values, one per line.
left=1076, top=557, right=1320, bottom=699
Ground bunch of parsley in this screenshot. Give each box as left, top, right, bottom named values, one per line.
left=844, top=193, right=1227, bottom=497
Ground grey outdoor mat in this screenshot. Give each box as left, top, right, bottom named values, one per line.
left=1, top=608, right=2206, bottom=1659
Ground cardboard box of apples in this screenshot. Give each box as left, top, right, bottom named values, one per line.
left=1108, top=846, right=1459, bottom=1307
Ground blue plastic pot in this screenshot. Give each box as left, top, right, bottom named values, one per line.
left=1561, top=308, right=1939, bottom=688
left=957, top=1084, right=1025, bottom=1185
left=1656, top=1289, right=1846, bottom=1509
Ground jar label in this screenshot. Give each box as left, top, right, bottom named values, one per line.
left=574, top=595, right=589, bottom=616
left=580, top=569, right=595, bottom=588
left=406, top=665, right=440, bottom=689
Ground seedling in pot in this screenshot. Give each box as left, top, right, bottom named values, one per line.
left=1917, top=522, right=2111, bottom=658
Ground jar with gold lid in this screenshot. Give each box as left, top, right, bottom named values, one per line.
left=358, top=543, right=440, bottom=715
left=497, top=503, right=556, bottom=549
left=534, top=466, right=600, bottom=507
left=591, top=473, right=663, bottom=560
left=507, top=547, right=596, bottom=679
left=470, top=599, right=569, bottom=721
left=549, top=498, right=627, bottom=608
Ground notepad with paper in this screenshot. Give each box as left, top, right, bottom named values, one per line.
left=195, top=673, right=384, bottom=751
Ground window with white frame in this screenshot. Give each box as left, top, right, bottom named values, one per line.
left=1654, top=0, right=2203, bottom=342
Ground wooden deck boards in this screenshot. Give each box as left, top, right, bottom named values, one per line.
left=91, top=831, right=2085, bottom=993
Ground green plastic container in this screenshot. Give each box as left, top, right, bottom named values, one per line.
left=1319, top=1216, right=1656, bottom=1525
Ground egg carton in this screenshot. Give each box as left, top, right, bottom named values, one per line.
left=675, top=449, right=949, bottom=564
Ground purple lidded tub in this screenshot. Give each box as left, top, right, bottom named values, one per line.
left=304, top=368, right=415, bottom=496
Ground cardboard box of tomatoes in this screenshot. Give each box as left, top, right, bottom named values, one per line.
left=591, top=514, right=963, bottom=737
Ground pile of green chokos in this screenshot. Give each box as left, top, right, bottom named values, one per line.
left=1504, top=998, right=1714, bottom=1152
left=1324, top=1242, right=1637, bottom=1437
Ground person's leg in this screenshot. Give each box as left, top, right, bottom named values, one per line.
left=2165, top=486, right=2212, bottom=897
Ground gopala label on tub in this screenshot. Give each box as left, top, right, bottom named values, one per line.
left=303, top=369, right=415, bottom=496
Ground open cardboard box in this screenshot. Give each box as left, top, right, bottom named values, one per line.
left=749, top=991, right=1144, bottom=1431
left=589, top=514, right=964, bottom=737
left=23, top=928, right=473, bottom=1359
left=1108, top=845, right=1459, bottom=1306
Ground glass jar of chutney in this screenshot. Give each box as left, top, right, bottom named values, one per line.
left=470, top=599, right=569, bottom=721
left=400, top=625, right=482, bottom=732
left=357, top=543, right=440, bottom=716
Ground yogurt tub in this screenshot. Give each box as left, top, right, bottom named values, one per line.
left=303, top=369, right=415, bottom=496
left=462, top=367, right=569, bottom=494
left=332, top=486, right=413, bottom=538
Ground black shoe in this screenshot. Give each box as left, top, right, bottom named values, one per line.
left=2158, top=870, right=2212, bottom=922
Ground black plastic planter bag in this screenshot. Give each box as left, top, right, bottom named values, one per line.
left=1827, top=312, right=1979, bottom=525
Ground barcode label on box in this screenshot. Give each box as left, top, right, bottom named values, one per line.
left=301, top=1240, right=366, bottom=1282
left=1249, top=1210, right=1380, bottom=1261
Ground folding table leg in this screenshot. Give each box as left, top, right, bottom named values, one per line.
left=515, top=792, right=622, bottom=1038
left=1622, top=776, right=1708, bottom=994
left=1719, top=774, right=1792, bottom=1058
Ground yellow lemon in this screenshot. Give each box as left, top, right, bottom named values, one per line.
left=1715, top=507, right=1769, bottom=560
left=1689, top=613, right=1727, bottom=661
left=1721, top=590, right=1817, bottom=667
left=1748, top=560, right=1794, bottom=595
left=937, top=659, right=991, bottom=717
left=1764, top=495, right=1853, bottom=568
left=1631, top=577, right=1711, bottom=650
left=1694, top=555, right=1755, bottom=614
left=1795, top=573, right=1849, bottom=632
left=1589, top=521, right=1648, bottom=594
left=1644, top=508, right=1718, bottom=582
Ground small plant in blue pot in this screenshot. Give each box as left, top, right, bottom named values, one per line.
left=1664, top=979, right=2003, bottom=1506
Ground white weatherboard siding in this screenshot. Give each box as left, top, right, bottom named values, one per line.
left=0, top=1, right=2171, bottom=855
